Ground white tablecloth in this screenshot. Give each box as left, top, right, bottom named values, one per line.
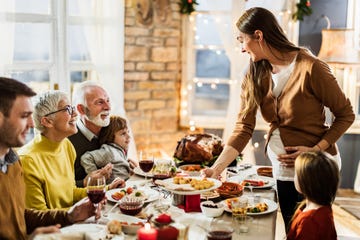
left=56, top=165, right=278, bottom=240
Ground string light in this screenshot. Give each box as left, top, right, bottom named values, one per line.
left=189, top=120, right=196, bottom=131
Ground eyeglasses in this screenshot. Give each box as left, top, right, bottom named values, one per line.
left=44, top=105, right=75, bottom=117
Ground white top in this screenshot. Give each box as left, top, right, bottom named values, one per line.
left=267, top=58, right=341, bottom=181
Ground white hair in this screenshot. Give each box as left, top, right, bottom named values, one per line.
left=32, top=90, right=68, bottom=133
left=72, top=80, right=104, bottom=107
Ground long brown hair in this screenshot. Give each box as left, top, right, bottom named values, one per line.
left=98, top=115, right=128, bottom=145
left=236, top=7, right=300, bottom=116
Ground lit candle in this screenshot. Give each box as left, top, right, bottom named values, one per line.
left=137, top=223, right=158, bottom=240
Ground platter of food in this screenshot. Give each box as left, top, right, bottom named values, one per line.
left=106, top=187, right=160, bottom=203
left=228, top=175, right=275, bottom=189
left=222, top=197, right=278, bottom=216
left=216, top=181, right=243, bottom=198
left=154, top=176, right=222, bottom=195
left=178, top=164, right=206, bottom=176
left=106, top=214, right=146, bottom=235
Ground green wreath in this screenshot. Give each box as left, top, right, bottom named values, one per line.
left=292, top=0, right=312, bottom=21
left=179, top=0, right=199, bottom=15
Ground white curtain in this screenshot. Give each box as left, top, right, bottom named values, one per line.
left=78, top=0, right=138, bottom=161
left=0, top=0, right=15, bottom=75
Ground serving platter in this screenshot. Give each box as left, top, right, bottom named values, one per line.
left=106, top=187, right=160, bottom=203
left=223, top=198, right=278, bottom=216
left=228, top=175, right=275, bottom=189
left=155, top=176, right=222, bottom=195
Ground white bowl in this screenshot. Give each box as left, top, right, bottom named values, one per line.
left=200, top=200, right=225, bottom=217
left=179, top=164, right=205, bottom=176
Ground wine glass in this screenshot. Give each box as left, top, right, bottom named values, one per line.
left=87, top=176, right=106, bottom=222
left=139, top=151, right=154, bottom=182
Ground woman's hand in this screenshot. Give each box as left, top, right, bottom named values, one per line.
left=202, top=168, right=215, bottom=178
left=67, top=198, right=101, bottom=223
left=278, top=146, right=318, bottom=167
left=83, top=163, right=113, bottom=186
left=108, top=177, right=125, bottom=190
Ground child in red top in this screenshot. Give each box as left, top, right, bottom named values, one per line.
left=287, top=151, right=339, bottom=240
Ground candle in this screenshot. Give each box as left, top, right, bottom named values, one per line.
left=137, top=223, right=158, bottom=240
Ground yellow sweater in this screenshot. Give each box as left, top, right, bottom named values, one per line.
left=18, top=134, right=87, bottom=210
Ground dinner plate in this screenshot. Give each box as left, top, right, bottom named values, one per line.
left=60, top=223, right=107, bottom=235
left=106, top=213, right=146, bottom=235
left=106, top=187, right=160, bottom=203
left=133, top=166, right=154, bottom=177
left=156, top=176, right=222, bottom=195
left=228, top=175, right=275, bottom=189
left=223, top=198, right=278, bottom=216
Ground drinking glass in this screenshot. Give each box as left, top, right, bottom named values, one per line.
left=139, top=151, right=154, bottom=181
left=87, top=176, right=106, bottom=222
left=231, top=197, right=249, bottom=234
left=207, top=220, right=234, bottom=240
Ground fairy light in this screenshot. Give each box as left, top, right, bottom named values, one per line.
left=181, top=101, right=188, bottom=107
left=210, top=83, right=217, bottom=89
left=254, top=142, right=259, bottom=148
left=189, top=120, right=196, bottom=131
left=197, top=82, right=203, bottom=87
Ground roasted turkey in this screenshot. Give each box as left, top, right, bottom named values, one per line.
left=173, top=133, right=223, bottom=165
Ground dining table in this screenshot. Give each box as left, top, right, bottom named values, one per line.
left=44, top=165, right=278, bottom=240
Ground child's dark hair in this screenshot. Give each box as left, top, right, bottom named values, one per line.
left=295, top=151, right=340, bottom=206
left=98, top=116, right=128, bottom=145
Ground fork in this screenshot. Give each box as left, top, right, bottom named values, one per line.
left=103, top=201, right=120, bottom=217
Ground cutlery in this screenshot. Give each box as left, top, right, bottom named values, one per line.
left=103, top=201, right=120, bottom=217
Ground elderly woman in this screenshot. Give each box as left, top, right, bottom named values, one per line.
left=18, top=90, right=124, bottom=210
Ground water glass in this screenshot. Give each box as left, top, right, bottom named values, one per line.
left=231, top=197, right=249, bottom=234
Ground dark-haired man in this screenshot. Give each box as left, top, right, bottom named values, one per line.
left=0, top=77, right=98, bottom=239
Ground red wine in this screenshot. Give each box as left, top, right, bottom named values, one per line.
left=207, top=231, right=232, bottom=240
left=87, top=189, right=105, bottom=204
left=139, top=160, right=154, bottom=173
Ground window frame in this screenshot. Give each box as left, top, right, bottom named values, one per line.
left=0, top=0, right=125, bottom=112
left=180, top=2, right=299, bottom=130
left=342, top=0, right=360, bottom=133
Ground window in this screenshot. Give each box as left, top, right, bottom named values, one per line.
left=0, top=0, right=125, bottom=113
left=338, top=0, right=360, bottom=133
left=180, top=0, right=298, bottom=130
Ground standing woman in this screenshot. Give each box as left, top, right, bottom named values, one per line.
left=204, top=7, right=354, bottom=232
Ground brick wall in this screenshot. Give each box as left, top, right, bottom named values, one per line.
left=124, top=0, right=189, bottom=158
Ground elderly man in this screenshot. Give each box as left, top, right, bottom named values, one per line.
left=69, top=81, right=137, bottom=187
left=0, top=77, right=99, bottom=239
